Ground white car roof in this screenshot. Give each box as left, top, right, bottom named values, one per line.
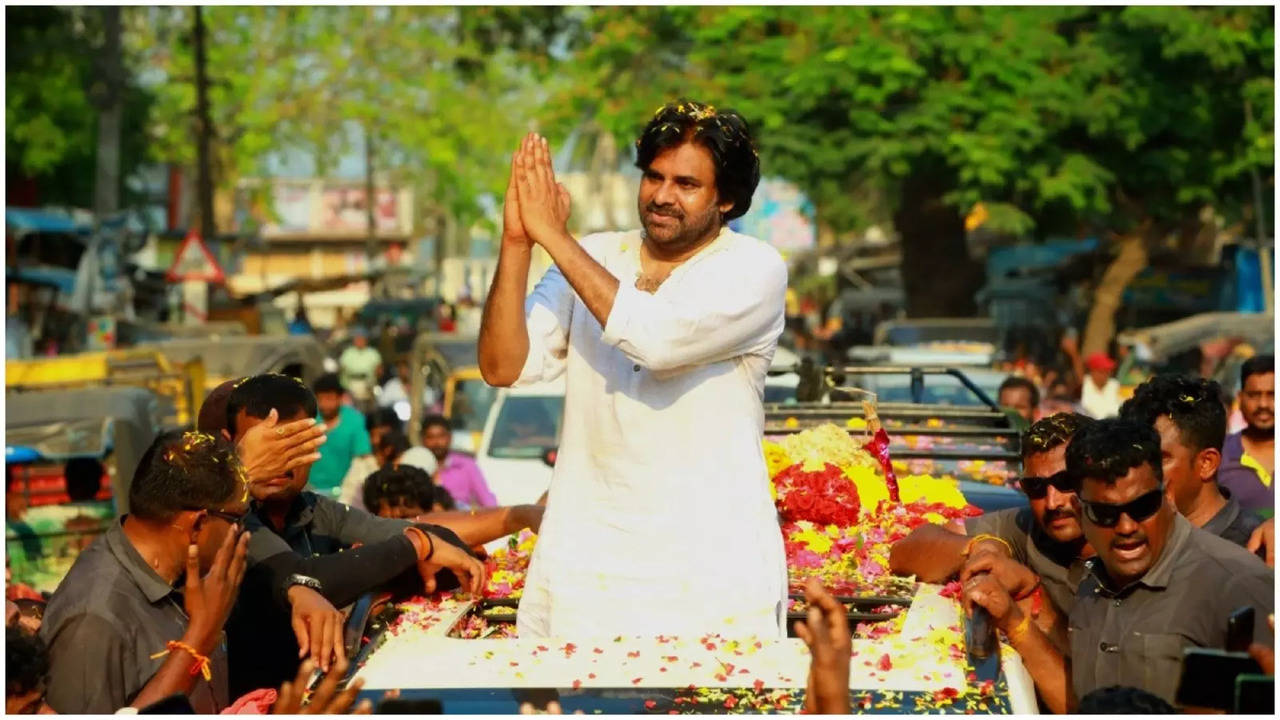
left=502, top=376, right=567, bottom=397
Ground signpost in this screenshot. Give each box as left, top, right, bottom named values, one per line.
left=165, top=230, right=225, bottom=325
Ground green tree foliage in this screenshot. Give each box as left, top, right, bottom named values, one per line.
left=6, top=6, right=152, bottom=208
left=128, top=6, right=571, bottom=241
left=546, top=6, right=1273, bottom=316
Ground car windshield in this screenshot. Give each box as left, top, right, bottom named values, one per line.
left=488, top=395, right=564, bottom=459
left=764, top=384, right=797, bottom=404
left=843, top=373, right=1002, bottom=407
left=451, top=379, right=498, bottom=434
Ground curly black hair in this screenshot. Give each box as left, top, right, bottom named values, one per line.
left=363, top=464, right=436, bottom=515
left=226, top=373, right=319, bottom=437
left=1120, top=374, right=1226, bottom=455
left=1065, top=418, right=1163, bottom=489
left=7, top=625, right=49, bottom=697
left=634, top=99, right=760, bottom=221
left=1077, top=685, right=1175, bottom=714
left=127, top=430, right=243, bottom=523
left=1021, top=412, right=1094, bottom=462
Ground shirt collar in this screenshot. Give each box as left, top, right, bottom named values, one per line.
left=1087, top=513, right=1191, bottom=595
left=250, top=492, right=315, bottom=537
left=104, top=518, right=178, bottom=604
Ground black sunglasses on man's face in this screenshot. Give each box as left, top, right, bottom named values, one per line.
left=1078, top=487, right=1164, bottom=528
left=1018, top=470, right=1075, bottom=500
left=186, top=506, right=248, bottom=531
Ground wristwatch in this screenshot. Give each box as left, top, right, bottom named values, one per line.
left=285, top=574, right=322, bottom=592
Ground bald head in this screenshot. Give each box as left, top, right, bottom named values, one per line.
left=197, top=378, right=243, bottom=438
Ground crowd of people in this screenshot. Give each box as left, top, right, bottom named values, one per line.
left=893, top=357, right=1276, bottom=711
left=5, top=96, right=1275, bottom=714
left=4, top=367, right=546, bottom=714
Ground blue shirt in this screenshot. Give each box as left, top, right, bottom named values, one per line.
left=309, top=405, right=372, bottom=496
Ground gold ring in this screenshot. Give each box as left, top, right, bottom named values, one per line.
left=275, top=427, right=285, bottom=437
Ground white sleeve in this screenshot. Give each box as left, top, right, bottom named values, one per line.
left=514, top=262, right=575, bottom=387
left=599, top=247, right=787, bottom=372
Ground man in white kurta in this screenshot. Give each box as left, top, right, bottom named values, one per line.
left=481, top=103, right=793, bottom=639
left=513, top=226, right=789, bottom=639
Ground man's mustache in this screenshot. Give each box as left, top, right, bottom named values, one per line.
left=645, top=203, right=682, bottom=219
left=1043, top=508, right=1076, bottom=522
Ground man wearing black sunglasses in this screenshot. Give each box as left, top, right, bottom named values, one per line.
left=966, top=418, right=1273, bottom=711
left=891, top=413, right=1095, bottom=642
left=40, top=431, right=251, bottom=713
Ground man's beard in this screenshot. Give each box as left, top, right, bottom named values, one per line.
left=1243, top=416, right=1275, bottom=438
left=639, top=199, right=722, bottom=249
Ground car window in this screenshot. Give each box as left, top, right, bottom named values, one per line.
left=488, top=396, right=564, bottom=459
left=452, top=379, right=498, bottom=433
left=764, top=384, right=796, bottom=404
left=846, top=374, right=1000, bottom=407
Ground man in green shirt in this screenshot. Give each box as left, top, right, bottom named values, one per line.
left=308, top=373, right=374, bottom=499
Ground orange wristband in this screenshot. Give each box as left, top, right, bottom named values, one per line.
left=150, top=640, right=212, bottom=681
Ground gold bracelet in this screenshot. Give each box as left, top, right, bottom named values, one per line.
left=963, top=533, right=1013, bottom=558
left=1005, top=613, right=1033, bottom=644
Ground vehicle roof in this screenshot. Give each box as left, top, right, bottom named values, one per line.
left=501, top=377, right=567, bottom=396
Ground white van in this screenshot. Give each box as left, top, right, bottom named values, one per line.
left=474, top=377, right=565, bottom=506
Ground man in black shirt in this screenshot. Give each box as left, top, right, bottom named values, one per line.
left=221, top=374, right=485, bottom=697
left=1120, top=374, right=1264, bottom=548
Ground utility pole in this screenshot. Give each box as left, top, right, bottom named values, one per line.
left=91, top=6, right=123, bottom=218
left=364, top=123, right=378, bottom=263
left=193, top=6, right=215, bottom=244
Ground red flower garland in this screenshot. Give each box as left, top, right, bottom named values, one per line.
left=772, top=463, right=861, bottom=526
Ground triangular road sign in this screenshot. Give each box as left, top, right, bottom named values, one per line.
left=166, top=230, right=226, bottom=283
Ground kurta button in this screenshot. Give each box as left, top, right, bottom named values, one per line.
left=1100, top=642, right=1118, bottom=653
left=1113, top=599, right=1122, bottom=607
left=633, top=364, right=640, bottom=372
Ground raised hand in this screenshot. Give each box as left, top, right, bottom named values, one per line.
left=503, top=142, right=531, bottom=249
left=237, top=409, right=327, bottom=484
left=272, top=658, right=372, bottom=715
left=794, top=577, right=851, bottom=714
left=184, top=529, right=250, bottom=651
left=514, top=133, right=572, bottom=246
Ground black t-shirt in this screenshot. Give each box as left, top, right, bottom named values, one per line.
left=227, top=492, right=472, bottom=698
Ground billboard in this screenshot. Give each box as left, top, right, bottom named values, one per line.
left=247, top=180, right=414, bottom=238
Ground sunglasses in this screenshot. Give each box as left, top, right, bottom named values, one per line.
left=188, top=506, right=248, bottom=531
left=1018, top=470, right=1075, bottom=500
left=1078, top=488, right=1164, bottom=528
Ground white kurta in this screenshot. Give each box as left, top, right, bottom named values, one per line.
left=513, top=227, right=789, bottom=639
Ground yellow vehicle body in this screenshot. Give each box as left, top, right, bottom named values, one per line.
left=443, top=366, right=488, bottom=451
left=6, top=350, right=206, bottom=429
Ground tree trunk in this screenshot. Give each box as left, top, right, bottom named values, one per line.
left=893, top=172, right=984, bottom=318
left=193, top=6, right=215, bottom=242
left=1081, top=231, right=1149, bottom=356
left=92, top=6, right=122, bottom=218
